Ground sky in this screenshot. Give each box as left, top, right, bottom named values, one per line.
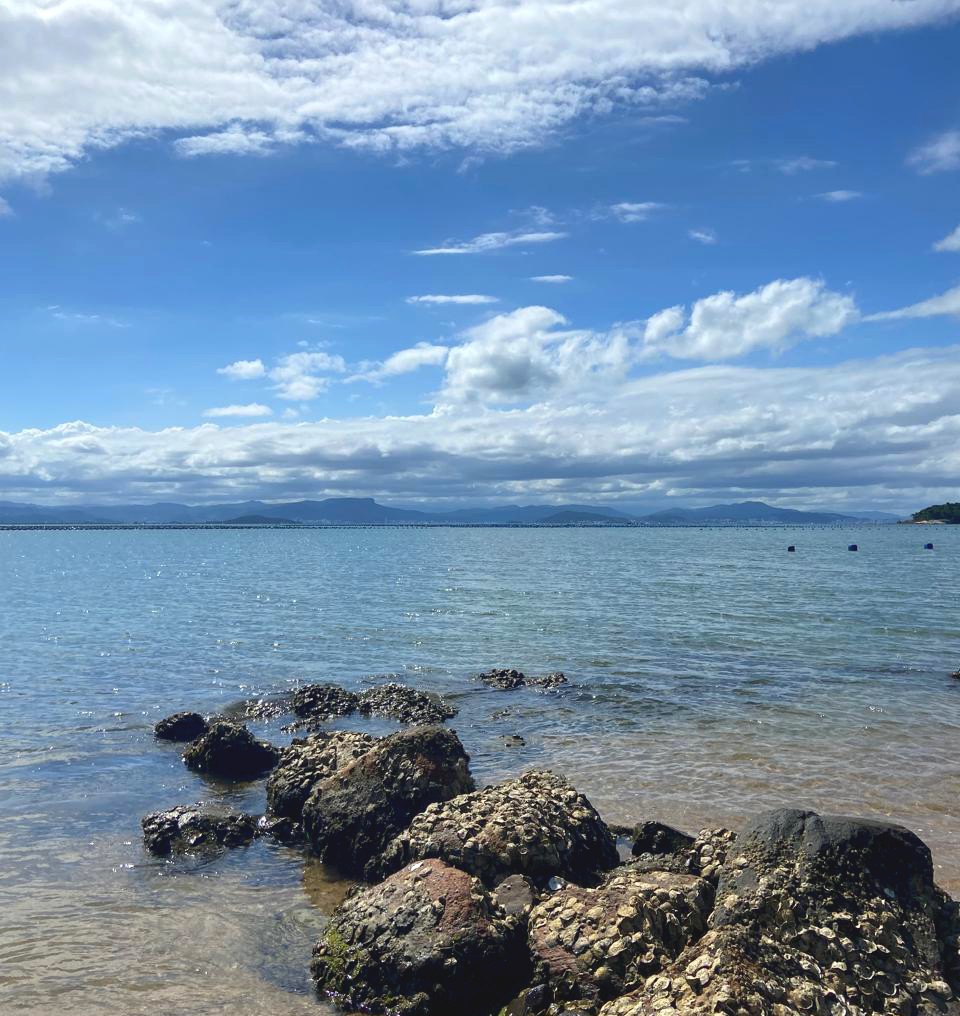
left=1, top=0, right=959, bottom=512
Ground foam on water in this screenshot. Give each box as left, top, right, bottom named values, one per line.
left=0, top=525, right=958, bottom=1013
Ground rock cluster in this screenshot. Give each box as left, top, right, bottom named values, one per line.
left=628, top=824, right=736, bottom=884
left=141, top=803, right=258, bottom=856
left=479, top=669, right=568, bottom=690
left=373, top=770, right=618, bottom=887
left=311, top=858, right=528, bottom=1016
left=358, top=683, right=458, bottom=725
left=154, top=711, right=208, bottom=741
left=291, top=683, right=360, bottom=720
left=302, top=725, right=474, bottom=875
left=527, top=867, right=713, bottom=1004
left=182, top=721, right=280, bottom=779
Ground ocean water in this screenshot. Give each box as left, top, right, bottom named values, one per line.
left=1, top=525, right=958, bottom=1014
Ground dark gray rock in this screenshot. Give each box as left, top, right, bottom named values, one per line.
left=357, top=683, right=457, bottom=725
left=154, top=711, right=208, bottom=742
left=480, top=668, right=527, bottom=689
left=141, top=803, right=258, bottom=856
left=311, top=857, right=528, bottom=1016
left=302, top=725, right=474, bottom=876
left=630, top=820, right=694, bottom=859
left=528, top=671, right=568, bottom=689
left=266, top=729, right=376, bottom=821
left=182, top=721, right=280, bottom=780
left=290, top=683, right=360, bottom=721
left=493, top=874, right=540, bottom=920
left=372, top=770, right=618, bottom=887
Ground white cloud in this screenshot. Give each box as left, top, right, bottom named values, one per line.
left=202, top=403, right=273, bottom=418
left=867, top=285, right=960, bottom=322
left=355, top=343, right=450, bottom=384
left=642, top=277, right=858, bottom=360
left=531, top=275, right=573, bottom=284
left=3, top=1, right=954, bottom=180
left=816, top=190, right=863, bottom=202
left=3, top=345, right=960, bottom=510
left=414, top=231, right=567, bottom=256
left=269, top=351, right=347, bottom=400
left=407, top=294, right=499, bottom=305
left=608, top=202, right=665, bottom=223
left=774, top=156, right=836, bottom=174
left=933, top=225, right=960, bottom=253
left=689, top=228, right=717, bottom=245
left=175, top=125, right=277, bottom=158
left=908, top=130, right=960, bottom=175
left=217, top=358, right=266, bottom=380
left=0, top=196, right=12, bottom=217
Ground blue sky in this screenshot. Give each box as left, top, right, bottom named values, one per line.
left=1, top=1, right=959, bottom=511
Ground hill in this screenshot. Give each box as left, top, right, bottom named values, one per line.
left=538, top=510, right=634, bottom=525
left=639, top=501, right=860, bottom=525
left=221, top=515, right=300, bottom=526
left=911, top=503, right=960, bottom=524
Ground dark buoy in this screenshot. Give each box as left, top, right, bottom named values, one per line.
left=787, top=545, right=796, bottom=552
left=848, top=544, right=858, bottom=552
left=924, top=543, right=934, bottom=550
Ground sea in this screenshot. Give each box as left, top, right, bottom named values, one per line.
left=1, top=524, right=958, bottom=1014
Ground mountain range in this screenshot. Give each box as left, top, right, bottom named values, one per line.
left=0, top=498, right=903, bottom=526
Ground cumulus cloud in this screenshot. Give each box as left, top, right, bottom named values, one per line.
left=608, top=202, right=665, bottom=223
left=642, top=278, right=858, bottom=360
left=3, top=346, right=959, bottom=510
left=867, top=285, right=960, bottom=321
left=933, top=224, right=960, bottom=253
left=269, top=351, right=347, bottom=400
left=407, top=294, right=499, bottom=305
left=414, top=231, right=567, bottom=256
left=355, top=343, right=450, bottom=384
left=3, top=1, right=955, bottom=181
left=908, top=130, right=960, bottom=174
left=689, top=228, right=717, bottom=244
left=816, top=190, right=863, bottom=202
left=217, top=358, right=266, bottom=380
left=531, top=275, right=573, bottom=284
left=202, top=403, right=273, bottom=418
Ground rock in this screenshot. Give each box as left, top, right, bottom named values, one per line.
left=372, top=770, right=618, bottom=887
left=631, top=821, right=694, bottom=859
left=527, top=867, right=713, bottom=1004
left=528, top=671, right=568, bottom=689
left=154, top=711, right=208, bottom=742
left=358, top=683, right=457, bottom=725
left=600, top=808, right=960, bottom=1016
left=686, top=826, right=736, bottom=882
left=493, top=874, right=540, bottom=919
left=226, top=694, right=293, bottom=721
left=141, top=803, right=258, bottom=856
left=182, top=721, right=280, bottom=779
left=311, top=857, right=527, bottom=1015
left=502, top=734, right=527, bottom=748
left=289, top=683, right=360, bottom=723
left=480, top=668, right=527, bottom=689
left=266, top=729, right=376, bottom=822
left=302, top=725, right=474, bottom=875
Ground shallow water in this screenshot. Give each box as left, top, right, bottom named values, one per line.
left=1, top=525, right=958, bottom=1014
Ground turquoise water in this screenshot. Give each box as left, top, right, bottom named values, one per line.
left=1, top=525, right=958, bottom=1014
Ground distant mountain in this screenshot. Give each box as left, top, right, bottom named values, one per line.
left=539, top=510, right=634, bottom=525
left=222, top=515, right=300, bottom=525
left=844, top=511, right=904, bottom=522
left=639, top=501, right=860, bottom=526
left=911, top=502, right=960, bottom=524
left=433, top=503, right=630, bottom=524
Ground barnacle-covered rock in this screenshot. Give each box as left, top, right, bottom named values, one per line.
left=686, top=826, right=736, bottom=882
left=301, top=725, right=473, bottom=875
left=478, top=669, right=568, bottom=690
left=181, top=721, right=280, bottom=779
left=154, top=711, right=208, bottom=742
left=527, top=867, right=713, bottom=1003
left=287, top=683, right=360, bottom=729
left=357, top=683, right=457, bottom=725
left=266, top=729, right=376, bottom=822
left=371, top=770, right=618, bottom=887
left=311, top=858, right=527, bottom=1015
left=599, top=808, right=960, bottom=1016
left=141, top=802, right=258, bottom=856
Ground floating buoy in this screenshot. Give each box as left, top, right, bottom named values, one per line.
left=787, top=545, right=796, bottom=552
left=924, top=543, right=934, bottom=550
left=848, top=544, right=858, bottom=552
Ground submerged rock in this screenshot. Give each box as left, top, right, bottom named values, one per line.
left=600, top=808, right=960, bottom=1016
left=182, top=721, right=280, bottom=780
left=358, top=683, right=457, bottom=725
left=266, top=729, right=376, bottom=822
left=372, top=770, right=618, bottom=887
left=478, top=669, right=568, bottom=690
left=301, top=725, right=474, bottom=875
left=154, top=711, right=208, bottom=742
left=527, top=867, right=713, bottom=1003
left=141, top=803, right=258, bottom=856
left=311, top=857, right=528, bottom=1016
left=529, top=671, right=568, bottom=689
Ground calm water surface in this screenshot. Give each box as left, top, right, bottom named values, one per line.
left=1, top=526, right=958, bottom=1014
